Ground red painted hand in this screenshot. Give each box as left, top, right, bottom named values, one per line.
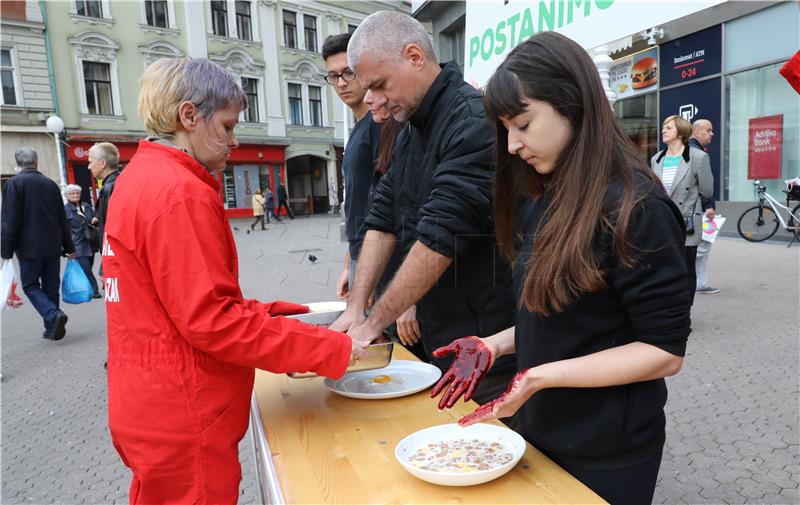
left=430, top=336, right=493, bottom=409
left=458, top=368, right=530, bottom=427
left=264, top=301, right=310, bottom=316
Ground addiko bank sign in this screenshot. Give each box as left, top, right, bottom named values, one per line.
left=464, top=0, right=728, bottom=87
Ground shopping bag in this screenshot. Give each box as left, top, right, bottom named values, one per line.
left=1, top=259, right=14, bottom=306
left=62, top=259, right=93, bottom=304
left=701, top=215, right=726, bottom=243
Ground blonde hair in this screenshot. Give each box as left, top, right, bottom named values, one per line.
left=89, top=142, right=120, bottom=170
left=138, top=57, right=247, bottom=137
left=663, top=115, right=692, bottom=143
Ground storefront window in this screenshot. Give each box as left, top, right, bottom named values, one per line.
left=613, top=92, right=658, bottom=166
left=725, top=62, right=800, bottom=201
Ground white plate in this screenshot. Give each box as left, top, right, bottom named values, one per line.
left=395, top=423, right=526, bottom=487
left=304, top=301, right=347, bottom=313
left=324, top=360, right=442, bottom=400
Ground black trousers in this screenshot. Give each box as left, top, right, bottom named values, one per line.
left=276, top=201, right=294, bottom=219
left=685, top=246, right=697, bottom=305
left=76, top=254, right=99, bottom=295
left=251, top=215, right=265, bottom=230
left=555, top=449, right=663, bottom=505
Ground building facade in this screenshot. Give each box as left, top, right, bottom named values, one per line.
left=42, top=0, right=407, bottom=216
left=0, top=0, right=57, bottom=185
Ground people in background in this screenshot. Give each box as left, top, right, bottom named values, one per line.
left=276, top=183, right=294, bottom=220
left=88, top=142, right=121, bottom=249
left=64, top=184, right=101, bottom=298
left=251, top=188, right=266, bottom=231
left=689, top=119, right=719, bottom=295
left=1, top=148, right=75, bottom=340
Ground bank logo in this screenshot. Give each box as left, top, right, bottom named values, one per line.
left=679, top=104, right=699, bottom=122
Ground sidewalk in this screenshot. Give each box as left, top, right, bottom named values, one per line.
left=1, top=216, right=798, bottom=504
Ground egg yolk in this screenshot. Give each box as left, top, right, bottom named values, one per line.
left=372, top=374, right=392, bottom=384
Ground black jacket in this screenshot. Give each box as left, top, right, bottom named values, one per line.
left=96, top=170, right=120, bottom=244
left=688, top=138, right=715, bottom=209
left=1, top=169, right=75, bottom=259
left=64, top=201, right=97, bottom=258
left=365, top=61, right=516, bottom=381
left=513, top=177, right=690, bottom=471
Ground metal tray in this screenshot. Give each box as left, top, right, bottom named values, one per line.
left=286, top=308, right=394, bottom=378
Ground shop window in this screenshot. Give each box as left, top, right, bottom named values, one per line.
left=211, top=0, right=227, bottom=37
left=283, top=10, right=297, bottom=49
left=235, top=1, right=252, bottom=41
left=288, top=83, right=302, bottom=125
left=144, top=0, right=168, bottom=28
left=1, top=49, right=18, bottom=106
left=83, top=61, right=113, bottom=115
left=304, top=14, right=317, bottom=52
left=725, top=62, right=800, bottom=201
left=76, top=0, right=103, bottom=18
left=309, top=85, right=322, bottom=126
left=241, top=77, right=259, bottom=123
left=613, top=93, right=658, bottom=167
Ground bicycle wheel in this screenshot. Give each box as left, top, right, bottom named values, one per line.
left=789, top=203, right=800, bottom=241
left=737, top=205, right=780, bottom=242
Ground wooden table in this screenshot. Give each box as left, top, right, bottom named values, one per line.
left=250, top=347, right=606, bottom=504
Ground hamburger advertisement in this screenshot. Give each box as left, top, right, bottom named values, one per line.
left=609, top=48, right=659, bottom=99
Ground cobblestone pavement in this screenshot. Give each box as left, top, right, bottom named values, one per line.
left=2, top=215, right=798, bottom=504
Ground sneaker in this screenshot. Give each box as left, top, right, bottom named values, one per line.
left=696, top=286, right=720, bottom=294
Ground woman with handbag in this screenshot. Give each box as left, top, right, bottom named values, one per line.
left=64, top=184, right=101, bottom=299
left=651, top=115, right=714, bottom=305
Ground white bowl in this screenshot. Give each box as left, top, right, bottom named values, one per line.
left=395, top=423, right=526, bottom=487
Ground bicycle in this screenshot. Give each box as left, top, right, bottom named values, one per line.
left=736, top=180, right=800, bottom=246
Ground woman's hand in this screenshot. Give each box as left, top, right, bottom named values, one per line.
left=430, top=336, right=496, bottom=409
left=458, top=368, right=535, bottom=427
left=396, top=305, right=420, bottom=346
left=91, top=217, right=99, bottom=225
left=348, top=335, right=369, bottom=366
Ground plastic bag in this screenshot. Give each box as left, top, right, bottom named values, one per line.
left=701, top=215, right=726, bottom=243
left=62, top=258, right=93, bottom=304
left=1, top=259, right=14, bottom=306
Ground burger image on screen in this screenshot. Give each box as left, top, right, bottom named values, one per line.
left=631, top=56, right=658, bottom=89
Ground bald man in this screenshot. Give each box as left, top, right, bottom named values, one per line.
left=689, top=119, right=719, bottom=294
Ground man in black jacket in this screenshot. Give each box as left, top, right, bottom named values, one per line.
left=1, top=148, right=75, bottom=340
left=330, top=11, right=517, bottom=405
left=275, top=183, right=293, bottom=220
left=88, top=142, right=120, bottom=251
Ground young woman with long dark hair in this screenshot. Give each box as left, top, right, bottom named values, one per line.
left=430, top=32, right=691, bottom=504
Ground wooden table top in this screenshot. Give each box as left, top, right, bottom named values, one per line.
left=253, top=346, right=605, bottom=504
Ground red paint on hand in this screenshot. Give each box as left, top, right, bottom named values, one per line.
left=430, top=336, right=493, bottom=409
left=458, top=368, right=529, bottom=426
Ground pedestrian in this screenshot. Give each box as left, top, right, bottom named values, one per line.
left=250, top=188, right=266, bottom=231
left=64, top=184, right=101, bottom=298
left=330, top=11, right=518, bottom=407
left=651, top=115, right=714, bottom=305
left=323, top=32, right=381, bottom=304
left=105, top=57, right=367, bottom=504
left=432, top=32, right=690, bottom=505
left=1, top=148, right=76, bottom=340
left=275, top=183, right=293, bottom=219
left=88, top=142, right=121, bottom=250
left=689, top=119, right=719, bottom=294
left=264, top=188, right=280, bottom=223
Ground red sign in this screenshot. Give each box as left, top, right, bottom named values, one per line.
left=747, top=115, right=783, bottom=179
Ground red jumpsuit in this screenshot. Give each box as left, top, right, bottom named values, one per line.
left=103, top=141, right=351, bottom=504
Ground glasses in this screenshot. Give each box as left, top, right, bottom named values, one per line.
left=324, top=69, right=356, bottom=85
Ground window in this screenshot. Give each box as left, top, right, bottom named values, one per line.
left=347, top=24, right=358, bottom=34
left=211, top=1, right=227, bottom=37
left=1, top=49, right=17, bottom=106
left=288, top=83, right=302, bottom=125
left=144, top=0, right=168, bottom=28
left=241, top=77, right=258, bottom=122
left=83, top=61, right=113, bottom=115
left=283, top=10, right=297, bottom=48
left=235, top=1, right=252, bottom=41
left=309, top=85, right=322, bottom=126
left=76, top=0, right=103, bottom=18
left=304, top=15, right=317, bottom=52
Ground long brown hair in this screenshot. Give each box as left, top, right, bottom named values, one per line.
left=376, top=116, right=405, bottom=174
left=484, top=32, right=660, bottom=315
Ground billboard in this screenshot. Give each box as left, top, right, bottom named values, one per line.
left=747, top=115, right=784, bottom=180
left=609, top=48, right=659, bottom=98
left=659, top=25, right=722, bottom=87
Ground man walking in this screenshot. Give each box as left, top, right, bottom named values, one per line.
left=690, top=119, right=719, bottom=294
left=88, top=142, right=121, bottom=249
left=276, top=183, right=294, bottom=220
left=1, top=148, right=75, bottom=340
left=330, top=11, right=517, bottom=405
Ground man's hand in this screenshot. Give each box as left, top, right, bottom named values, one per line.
left=704, top=208, right=716, bottom=220
left=329, top=306, right=366, bottom=332
left=67, top=252, right=76, bottom=259
left=458, top=368, right=533, bottom=427
left=347, top=320, right=384, bottom=348
left=396, top=305, right=421, bottom=346
left=430, top=336, right=495, bottom=409
left=336, top=265, right=349, bottom=300
left=91, top=217, right=99, bottom=225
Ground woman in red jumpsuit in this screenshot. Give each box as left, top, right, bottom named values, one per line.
left=103, top=57, right=366, bottom=504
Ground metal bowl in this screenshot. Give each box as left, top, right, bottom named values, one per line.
left=286, top=305, right=394, bottom=378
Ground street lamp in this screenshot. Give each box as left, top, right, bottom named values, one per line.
left=46, top=115, right=67, bottom=195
